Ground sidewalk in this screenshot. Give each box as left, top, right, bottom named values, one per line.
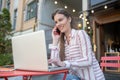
left=104, top=72, right=120, bottom=80
left=0, top=76, right=22, bottom=80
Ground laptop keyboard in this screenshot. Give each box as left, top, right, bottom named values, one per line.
left=48, top=66, right=58, bottom=69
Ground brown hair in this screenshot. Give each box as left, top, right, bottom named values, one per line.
left=52, top=8, right=78, bottom=61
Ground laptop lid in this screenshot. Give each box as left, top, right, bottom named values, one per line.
left=12, top=30, right=49, bottom=71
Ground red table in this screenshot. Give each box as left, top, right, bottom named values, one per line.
left=0, top=69, right=68, bottom=80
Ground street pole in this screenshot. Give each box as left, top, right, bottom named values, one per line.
left=82, top=0, right=88, bottom=30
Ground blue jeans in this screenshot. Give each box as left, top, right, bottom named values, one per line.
left=50, top=73, right=80, bottom=80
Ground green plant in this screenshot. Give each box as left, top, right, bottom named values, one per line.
left=0, top=8, right=12, bottom=54
left=0, top=8, right=13, bottom=66
left=0, top=53, right=13, bottom=66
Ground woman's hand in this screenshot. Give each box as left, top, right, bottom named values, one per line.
left=52, top=26, right=61, bottom=46
left=48, top=58, right=66, bottom=67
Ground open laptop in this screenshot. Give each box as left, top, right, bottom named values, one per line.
left=12, top=30, right=67, bottom=71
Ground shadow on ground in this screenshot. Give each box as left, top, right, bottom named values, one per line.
left=104, top=72, right=120, bottom=80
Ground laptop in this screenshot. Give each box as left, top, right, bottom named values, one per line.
left=12, top=30, right=67, bottom=71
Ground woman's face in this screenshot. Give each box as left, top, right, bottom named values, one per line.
left=54, top=13, right=71, bottom=33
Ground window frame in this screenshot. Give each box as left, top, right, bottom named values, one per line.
left=26, top=1, right=37, bottom=21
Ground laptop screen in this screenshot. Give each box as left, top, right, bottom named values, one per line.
left=12, top=30, right=50, bottom=71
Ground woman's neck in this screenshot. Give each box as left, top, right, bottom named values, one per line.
left=63, top=25, right=72, bottom=45
left=65, top=28, right=71, bottom=38
left=64, top=28, right=72, bottom=45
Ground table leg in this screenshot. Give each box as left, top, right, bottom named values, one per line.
left=23, top=76, right=28, bottom=80
left=63, top=72, right=67, bottom=80
left=4, top=77, right=8, bottom=80
left=23, top=76, right=32, bottom=80
left=29, top=76, right=32, bottom=80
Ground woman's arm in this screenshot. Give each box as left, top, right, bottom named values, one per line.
left=49, top=44, right=59, bottom=59
left=49, top=44, right=66, bottom=67
left=50, top=26, right=61, bottom=60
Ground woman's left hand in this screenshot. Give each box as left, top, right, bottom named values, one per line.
left=48, top=59, right=66, bottom=67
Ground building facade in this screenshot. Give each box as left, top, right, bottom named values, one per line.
left=0, top=0, right=10, bottom=11
left=8, top=0, right=88, bottom=56
left=89, top=0, right=120, bottom=62
left=1, top=0, right=98, bottom=59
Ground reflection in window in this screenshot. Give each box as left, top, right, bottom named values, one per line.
left=26, top=1, right=37, bottom=20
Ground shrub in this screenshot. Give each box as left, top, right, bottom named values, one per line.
left=0, top=53, right=13, bottom=66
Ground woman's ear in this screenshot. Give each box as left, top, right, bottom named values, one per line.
left=68, top=17, right=71, bottom=23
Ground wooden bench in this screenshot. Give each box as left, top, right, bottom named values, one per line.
left=100, top=56, right=120, bottom=72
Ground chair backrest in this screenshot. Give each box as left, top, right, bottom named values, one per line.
left=101, top=56, right=120, bottom=60
left=100, top=56, right=120, bottom=71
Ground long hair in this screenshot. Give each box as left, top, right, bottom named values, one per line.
left=52, top=8, right=78, bottom=61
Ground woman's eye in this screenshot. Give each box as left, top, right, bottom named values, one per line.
left=54, top=18, right=64, bottom=24
left=59, top=18, right=63, bottom=22
left=55, top=21, right=57, bottom=24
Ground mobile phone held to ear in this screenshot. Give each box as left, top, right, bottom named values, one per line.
left=56, top=28, right=60, bottom=35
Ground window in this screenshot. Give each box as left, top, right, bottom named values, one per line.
left=90, top=0, right=107, bottom=6
left=6, top=0, right=10, bottom=10
left=13, top=9, right=17, bottom=30
left=26, top=1, right=37, bottom=20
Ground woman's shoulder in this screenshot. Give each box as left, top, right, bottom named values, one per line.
left=73, top=29, right=89, bottom=37
left=72, top=29, right=88, bottom=36
left=74, top=29, right=86, bottom=33
left=71, top=29, right=84, bottom=37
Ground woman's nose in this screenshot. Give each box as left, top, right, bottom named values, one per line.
left=56, top=23, right=60, bottom=27
left=56, top=24, right=58, bottom=27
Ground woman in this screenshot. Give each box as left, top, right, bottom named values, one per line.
left=48, top=8, right=105, bottom=80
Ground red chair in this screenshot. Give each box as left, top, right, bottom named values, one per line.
left=100, top=56, right=120, bottom=71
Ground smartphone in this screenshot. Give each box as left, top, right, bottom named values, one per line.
left=56, top=28, right=60, bottom=35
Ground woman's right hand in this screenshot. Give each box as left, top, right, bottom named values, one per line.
left=48, top=58, right=66, bottom=67
left=52, top=26, right=61, bottom=46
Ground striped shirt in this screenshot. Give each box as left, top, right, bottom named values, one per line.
left=50, top=29, right=105, bottom=80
